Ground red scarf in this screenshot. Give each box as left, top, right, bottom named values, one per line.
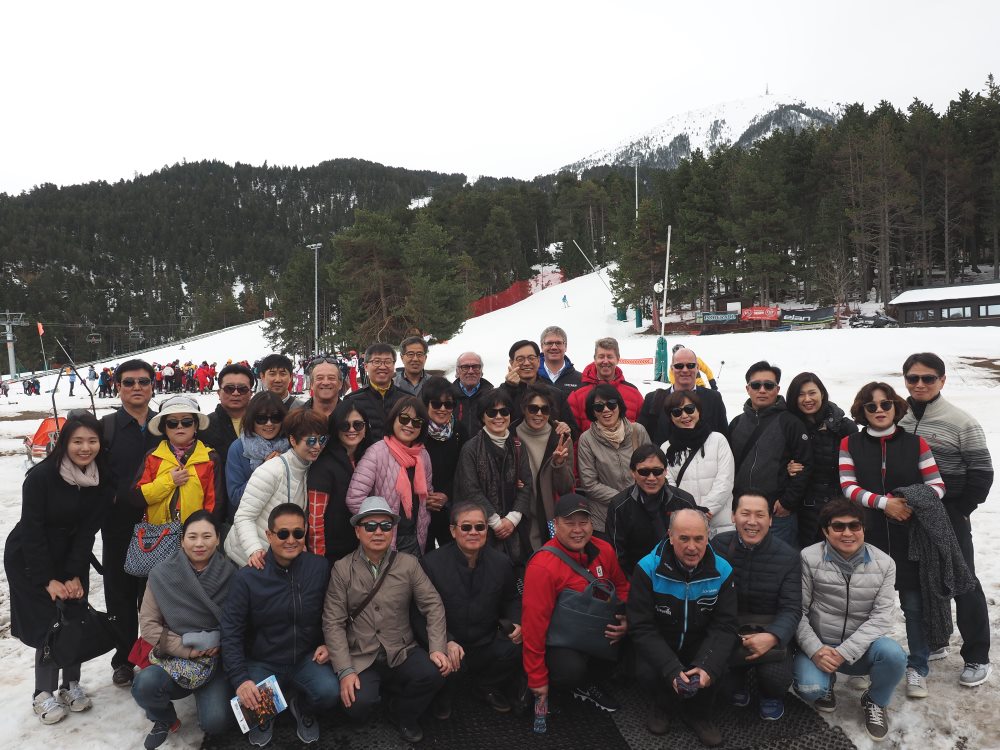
left=384, top=436, right=428, bottom=518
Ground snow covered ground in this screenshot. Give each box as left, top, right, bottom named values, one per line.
left=1, top=268, right=999, bottom=748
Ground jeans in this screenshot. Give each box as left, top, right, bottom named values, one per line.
left=131, top=665, right=234, bottom=734
left=945, top=506, right=991, bottom=663
left=769, top=514, right=799, bottom=549
left=245, top=656, right=340, bottom=714
left=793, top=636, right=906, bottom=707
left=897, top=588, right=930, bottom=676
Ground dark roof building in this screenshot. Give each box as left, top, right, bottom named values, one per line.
left=889, top=282, right=1000, bottom=327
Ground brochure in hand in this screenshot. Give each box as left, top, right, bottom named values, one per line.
left=230, top=674, right=288, bottom=734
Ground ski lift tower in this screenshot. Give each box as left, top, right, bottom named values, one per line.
left=2, top=311, right=28, bottom=379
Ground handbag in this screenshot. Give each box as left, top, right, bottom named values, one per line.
left=536, top=547, right=622, bottom=661
left=125, top=482, right=183, bottom=577
left=42, top=599, right=122, bottom=669
left=149, top=651, right=217, bottom=690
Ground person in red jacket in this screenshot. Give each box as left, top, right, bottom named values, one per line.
left=522, top=493, right=629, bottom=714
left=568, top=338, right=644, bottom=433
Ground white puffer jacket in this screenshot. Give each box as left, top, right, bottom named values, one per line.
left=224, top=449, right=310, bottom=566
left=660, top=431, right=735, bottom=535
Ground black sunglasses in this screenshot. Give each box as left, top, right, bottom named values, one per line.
left=338, top=420, right=366, bottom=433
left=748, top=380, right=777, bottom=391
left=361, top=520, right=395, bottom=533
left=273, top=528, right=306, bottom=540
left=635, top=466, right=665, bottom=477
left=863, top=400, right=893, bottom=413
left=525, top=404, right=551, bottom=416
left=905, top=374, right=940, bottom=385
left=593, top=399, right=619, bottom=413
left=828, top=521, right=863, bottom=532
left=456, top=522, right=487, bottom=532
left=429, top=400, right=455, bottom=410
left=120, top=377, right=152, bottom=388
left=398, top=414, right=424, bottom=428
left=485, top=407, right=511, bottom=418
left=670, top=404, right=698, bottom=418
left=222, top=384, right=251, bottom=394
left=164, top=417, right=195, bottom=429
left=254, top=413, right=284, bottom=425
left=672, top=362, right=697, bottom=370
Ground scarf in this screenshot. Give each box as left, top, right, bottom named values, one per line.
left=596, top=418, right=626, bottom=447
left=516, top=421, right=551, bottom=479
left=59, top=457, right=100, bottom=487
left=148, top=548, right=236, bottom=634
left=169, top=441, right=195, bottom=464
left=487, top=429, right=509, bottom=451
left=664, top=419, right=711, bottom=466
left=825, top=542, right=866, bottom=579
left=427, top=418, right=454, bottom=442
left=384, top=436, right=428, bottom=518
left=241, top=432, right=291, bottom=471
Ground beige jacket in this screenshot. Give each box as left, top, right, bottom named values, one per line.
left=138, top=587, right=197, bottom=659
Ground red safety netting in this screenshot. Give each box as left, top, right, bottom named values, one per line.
left=469, top=280, right=534, bottom=317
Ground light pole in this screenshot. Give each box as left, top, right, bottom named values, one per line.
left=306, top=243, right=323, bottom=355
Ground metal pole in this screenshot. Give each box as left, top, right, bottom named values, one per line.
left=307, top=243, right=323, bottom=355
left=634, top=164, right=639, bottom=222
left=4, top=320, right=14, bottom=379
left=661, top=225, right=671, bottom=336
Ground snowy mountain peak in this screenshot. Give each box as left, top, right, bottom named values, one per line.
left=563, top=94, right=844, bottom=172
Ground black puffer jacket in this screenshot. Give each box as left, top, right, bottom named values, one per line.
left=344, top=384, right=404, bottom=441
left=710, top=530, right=801, bottom=646
left=797, top=402, right=857, bottom=508
left=605, top=484, right=697, bottom=576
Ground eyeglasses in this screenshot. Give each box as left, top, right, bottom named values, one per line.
left=525, top=404, right=550, bottom=416
left=457, top=364, right=482, bottom=372
left=513, top=355, right=539, bottom=365
left=397, top=414, right=424, bottom=428
left=303, top=435, right=329, bottom=447
left=828, top=521, right=863, bottom=532
left=485, top=407, right=511, bottom=418
left=863, top=400, right=893, bottom=413
left=254, top=413, right=284, bottom=425
left=429, top=400, right=455, bottom=410
left=456, top=522, right=487, bottom=533
left=635, top=466, right=666, bottom=477
left=672, top=362, right=697, bottom=370
left=748, top=380, right=777, bottom=391
left=542, top=340, right=565, bottom=348
left=367, top=358, right=394, bottom=368
left=361, top=520, right=395, bottom=533
left=670, top=404, right=698, bottom=418
left=905, top=374, right=940, bottom=385
left=338, top=420, right=366, bottom=433
left=221, top=384, right=251, bottom=395
left=120, top=377, right=152, bottom=388
left=593, top=399, right=620, bottom=413
left=273, top=528, right=306, bottom=540
left=402, top=351, right=427, bottom=360
left=164, top=418, right=195, bottom=429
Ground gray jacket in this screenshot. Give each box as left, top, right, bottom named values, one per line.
left=577, top=419, right=651, bottom=532
left=797, top=541, right=897, bottom=664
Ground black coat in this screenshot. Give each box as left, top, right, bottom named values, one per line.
left=638, top=386, right=729, bottom=446
left=100, top=407, right=158, bottom=537
left=496, top=380, right=580, bottom=440
left=451, top=378, right=494, bottom=437
left=423, top=422, right=467, bottom=506
left=5, top=459, right=112, bottom=647
left=307, top=443, right=368, bottom=562
left=710, top=530, right=801, bottom=647
left=344, top=384, right=404, bottom=442
left=796, top=402, right=857, bottom=507
left=605, top=484, right=697, bottom=576
left=200, top=403, right=240, bottom=518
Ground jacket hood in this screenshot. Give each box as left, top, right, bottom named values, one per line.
left=580, top=362, right=626, bottom=386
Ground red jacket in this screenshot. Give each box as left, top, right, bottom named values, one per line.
left=567, top=363, right=644, bottom=433
left=521, top=535, right=630, bottom=689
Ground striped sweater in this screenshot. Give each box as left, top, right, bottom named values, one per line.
left=839, top=426, right=945, bottom=510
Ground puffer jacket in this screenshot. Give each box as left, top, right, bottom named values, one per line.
left=798, top=402, right=857, bottom=508
left=577, top=419, right=651, bottom=532
left=137, top=440, right=222, bottom=524
left=662, top=431, right=735, bottom=535
left=567, top=363, right=645, bottom=433
left=224, top=449, right=310, bottom=566
left=796, top=541, right=897, bottom=664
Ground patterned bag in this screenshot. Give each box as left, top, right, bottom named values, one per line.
left=149, top=651, right=217, bottom=690
left=124, top=521, right=183, bottom=577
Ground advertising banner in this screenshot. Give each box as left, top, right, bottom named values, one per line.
left=740, top=307, right=781, bottom=321
left=696, top=311, right=740, bottom=324
left=780, top=307, right=835, bottom=325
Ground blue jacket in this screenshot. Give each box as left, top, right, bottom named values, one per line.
left=627, top=540, right=738, bottom=684
left=225, top=439, right=254, bottom=521
left=220, top=549, right=330, bottom=688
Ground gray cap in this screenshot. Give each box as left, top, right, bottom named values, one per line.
left=350, top=496, right=400, bottom=526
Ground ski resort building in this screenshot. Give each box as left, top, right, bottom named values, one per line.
left=889, top=281, right=1000, bottom=327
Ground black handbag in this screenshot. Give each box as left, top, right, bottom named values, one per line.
left=42, top=599, right=123, bottom=668
left=536, top=547, right=622, bottom=661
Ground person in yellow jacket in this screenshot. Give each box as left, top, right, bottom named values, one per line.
left=137, top=396, right=224, bottom=524
left=667, top=345, right=718, bottom=390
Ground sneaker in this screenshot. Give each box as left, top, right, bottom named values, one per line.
left=645, top=698, right=669, bottom=735
left=112, top=663, right=135, bottom=687
left=572, top=683, right=620, bottom=712
left=32, top=692, right=67, bottom=725
left=248, top=717, right=274, bottom=748
left=144, top=718, right=181, bottom=749
left=681, top=715, right=723, bottom=747
left=481, top=688, right=511, bottom=713
left=759, top=697, right=785, bottom=721
left=959, top=662, right=992, bottom=687
left=905, top=667, right=928, bottom=698
left=847, top=674, right=871, bottom=690
left=398, top=721, right=424, bottom=744
left=928, top=646, right=949, bottom=661
left=288, top=695, right=319, bottom=744
left=58, top=681, right=92, bottom=712
left=861, top=691, right=889, bottom=742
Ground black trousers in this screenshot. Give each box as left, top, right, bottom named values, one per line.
left=635, top=650, right=720, bottom=719
left=545, top=647, right=615, bottom=691
left=447, top=636, right=520, bottom=691
left=945, top=506, right=990, bottom=663
left=101, top=523, right=145, bottom=667
left=342, top=650, right=444, bottom=726
left=726, top=650, right=794, bottom=699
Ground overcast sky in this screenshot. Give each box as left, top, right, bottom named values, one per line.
left=2, top=1, right=997, bottom=196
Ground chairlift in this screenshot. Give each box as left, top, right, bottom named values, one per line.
left=86, top=332, right=103, bottom=344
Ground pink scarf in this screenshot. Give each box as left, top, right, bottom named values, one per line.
left=383, top=436, right=428, bottom=518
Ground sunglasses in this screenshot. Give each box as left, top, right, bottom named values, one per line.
left=397, top=414, right=424, bottom=428
left=905, top=374, right=940, bottom=385
left=429, top=400, right=455, bottom=411
left=593, top=400, right=619, bottom=413
left=361, top=520, right=395, bottom=533
left=672, top=362, right=697, bottom=370
left=635, top=466, right=666, bottom=477
left=254, top=413, right=284, bottom=425
left=485, top=407, right=511, bottom=419
left=456, top=522, right=488, bottom=533
left=338, top=420, right=366, bottom=433
left=164, top=417, right=195, bottom=429
left=525, top=404, right=550, bottom=416
left=309, top=355, right=338, bottom=367
left=303, top=435, right=329, bottom=447
left=222, top=384, right=252, bottom=395
left=120, top=377, right=152, bottom=388
left=670, top=404, right=698, bottom=418
left=749, top=380, right=777, bottom=391
left=828, top=521, right=863, bottom=532
left=863, top=400, right=893, bottom=414
left=273, top=528, right=306, bottom=540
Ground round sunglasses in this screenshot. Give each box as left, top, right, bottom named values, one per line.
left=398, top=414, right=424, bottom=428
